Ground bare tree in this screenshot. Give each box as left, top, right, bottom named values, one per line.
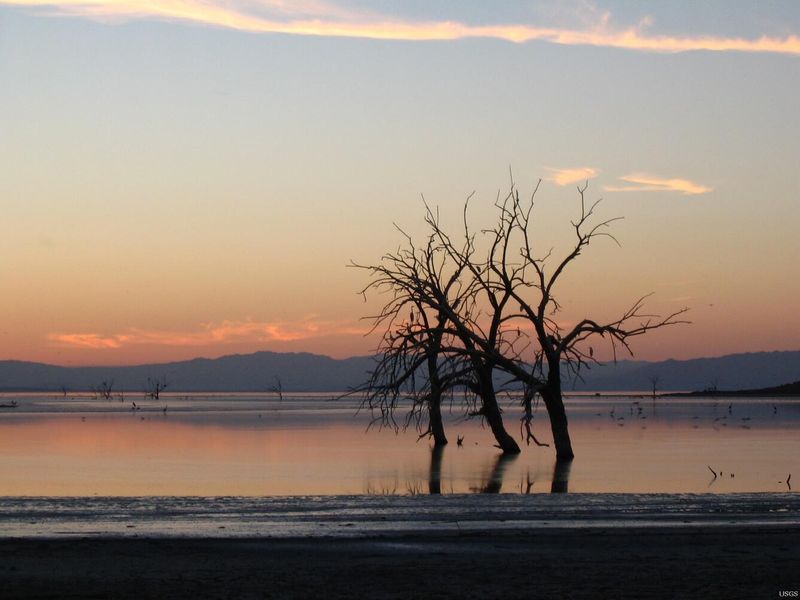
left=91, top=379, right=115, bottom=401
left=647, top=375, right=661, bottom=399
left=353, top=204, right=523, bottom=452
left=145, top=376, right=168, bottom=401
left=354, top=178, right=688, bottom=458
left=269, top=376, right=284, bottom=403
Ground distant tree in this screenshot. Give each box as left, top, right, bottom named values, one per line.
left=269, top=376, right=284, bottom=403
left=145, top=376, right=168, bottom=400
left=91, top=379, right=115, bottom=401
left=647, top=375, right=661, bottom=399
left=354, top=178, right=688, bottom=458
left=704, top=378, right=719, bottom=396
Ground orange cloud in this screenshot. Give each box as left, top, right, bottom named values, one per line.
left=3, top=0, right=800, bottom=55
left=604, top=173, right=712, bottom=195
left=546, top=167, right=600, bottom=186
left=47, top=317, right=367, bottom=349
left=47, top=333, right=131, bottom=349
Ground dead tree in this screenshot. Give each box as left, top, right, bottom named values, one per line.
left=269, top=376, right=284, bottom=403
left=476, top=180, right=688, bottom=458
left=145, top=376, right=168, bottom=400
left=354, top=201, right=528, bottom=453
left=91, top=379, right=115, bottom=401
left=648, top=375, right=661, bottom=399
left=354, top=178, right=688, bottom=458
left=354, top=224, right=477, bottom=448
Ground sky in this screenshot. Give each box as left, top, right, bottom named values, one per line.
left=0, top=0, right=798, bottom=366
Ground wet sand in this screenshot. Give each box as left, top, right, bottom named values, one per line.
left=1, top=493, right=799, bottom=598
left=1, top=525, right=798, bottom=599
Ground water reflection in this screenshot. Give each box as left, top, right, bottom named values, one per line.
left=428, top=446, right=444, bottom=494
left=550, top=458, right=573, bottom=493
left=425, top=448, right=570, bottom=495
left=476, top=453, right=518, bottom=493
left=0, top=394, right=798, bottom=495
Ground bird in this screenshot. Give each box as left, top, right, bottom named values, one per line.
left=457, top=435, right=464, bottom=447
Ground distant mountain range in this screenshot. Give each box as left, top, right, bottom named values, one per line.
left=0, top=350, right=798, bottom=393
left=565, top=350, right=800, bottom=392
left=0, top=352, right=373, bottom=393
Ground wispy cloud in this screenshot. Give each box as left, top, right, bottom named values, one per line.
left=546, top=166, right=599, bottom=186
left=47, top=317, right=367, bottom=349
left=49, top=333, right=132, bottom=349
left=604, top=173, right=712, bottom=195
left=4, top=0, right=800, bottom=55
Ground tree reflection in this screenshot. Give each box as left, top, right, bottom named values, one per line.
left=366, top=449, right=574, bottom=495
left=428, top=445, right=445, bottom=494
left=477, top=453, right=519, bottom=493
left=550, top=458, right=573, bottom=493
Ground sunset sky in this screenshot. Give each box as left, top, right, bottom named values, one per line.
left=1, top=1, right=798, bottom=366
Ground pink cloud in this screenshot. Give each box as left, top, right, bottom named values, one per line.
left=47, top=317, right=368, bottom=349
left=3, top=1, right=800, bottom=55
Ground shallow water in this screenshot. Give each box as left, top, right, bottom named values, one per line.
left=0, top=393, right=797, bottom=496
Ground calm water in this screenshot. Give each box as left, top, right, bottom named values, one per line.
left=0, top=393, right=797, bottom=496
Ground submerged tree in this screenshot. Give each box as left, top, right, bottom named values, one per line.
left=91, top=379, right=115, bottom=401
left=354, top=178, right=688, bottom=459
left=648, top=375, right=661, bottom=400
left=145, top=375, right=168, bottom=401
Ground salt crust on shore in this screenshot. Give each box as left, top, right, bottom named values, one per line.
left=1, top=492, right=797, bottom=538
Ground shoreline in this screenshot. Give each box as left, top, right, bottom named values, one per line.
left=1, top=494, right=798, bottom=598
left=1, top=492, right=799, bottom=538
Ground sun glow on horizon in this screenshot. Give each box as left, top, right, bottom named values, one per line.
left=1, top=1, right=798, bottom=367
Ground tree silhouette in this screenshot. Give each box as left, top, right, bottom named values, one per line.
left=648, top=375, right=661, bottom=399
left=354, top=178, right=688, bottom=458
left=145, top=375, right=168, bottom=401
left=91, top=379, right=115, bottom=401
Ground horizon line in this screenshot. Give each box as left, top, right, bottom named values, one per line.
left=1, top=347, right=797, bottom=370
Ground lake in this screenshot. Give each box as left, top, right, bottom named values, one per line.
left=0, top=393, right=797, bottom=496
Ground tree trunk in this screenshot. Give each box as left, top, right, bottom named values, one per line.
left=540, top=369, right=575, bottom=459
left=478, top=367, right=521, bottom=454
left=428, top=385, right=448, bottom=447
left=426, top=337, right=448, bottom=447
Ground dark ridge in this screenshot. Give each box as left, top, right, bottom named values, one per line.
left=669, top=379, right=800, bottom=398
left=0, top=349, right=798, bottom=393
